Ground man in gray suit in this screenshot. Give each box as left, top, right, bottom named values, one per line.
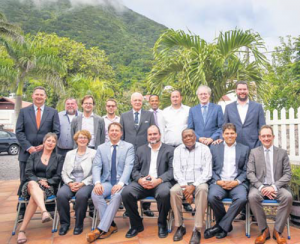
left=204, top=123, right=249, bottom=240
left=86, top=122, right=134, bottom=242
left=122, top=125, right=175, bottom=239
left=71, top=95, right=105, bottom=149
left=247, top=125, right=292, bottom=244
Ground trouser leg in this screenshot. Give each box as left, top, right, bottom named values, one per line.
left=275, top=188, right=293, bottom=233
left=57, top=184, right=74, bottom=227
left=194, top=183, right=208, bottom=229
left=170, top=184, right=184, bottom=227
left=74, top=185, right=93, bottom=228
left=155, top=182, right=172, bottom=227
left=208, top=184, right=227, bottom=224
left=249, top=187, right=267, bottom=232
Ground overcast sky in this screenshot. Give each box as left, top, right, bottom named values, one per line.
left=122, top=0, right=300, bottom=52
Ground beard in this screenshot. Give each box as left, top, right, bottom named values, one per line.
left=67, top=109, right=75, bottom=115
left=149, top=139, right=160, bottom=144
left=237, top=94, right=248, bottom=102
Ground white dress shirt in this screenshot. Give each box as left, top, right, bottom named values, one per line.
left=33, top=104, right=45, bottom=118
left=161, top=104, right=190, bottom=146
left=220, top=142, right=238, bottom=181
left=82, top=113, right=95, bottom=147
left=148, top=143, right=162, bottom=178
left=132, top=109, right=141, bottom=125
left=103, top=115, right=120, bottom=142
left=237, top=100, right=249, bottom=124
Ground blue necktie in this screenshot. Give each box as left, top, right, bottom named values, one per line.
left=111, top=145, right=117, bottom=186
left=202, top=105, right=207, bottom=123
left=134, top=112, right=139, bottom=129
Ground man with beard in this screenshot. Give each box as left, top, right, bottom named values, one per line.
left=122, top=125, right=175, bottom=239
left=57, top=98, right=81, bottom=156
left=103, top=99, right=120, bottom=142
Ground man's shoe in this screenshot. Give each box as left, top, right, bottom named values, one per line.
left=86, top=229, right=101, bottom=243
left=255, top=228, right=270, bottom=244
left=143, top=208, right=154, bottom=217
left=234, top=213, right=246, bottom=221
left=59, top=225, right=69, bottom=235
left=216, top=229, right=227, bottom=239
left=183, top=203, right=193, bottom=212
left=173, top=226, right=186, bottom=241
left=73, top=227, right=83, bottom=235
left=273, top=229, right=287, bottom=244
left=125, top=227, right=144, bottom=238
left=204, top=225, right=221, bottom=239
left=99, top=225, right=118, bottom=239
left=158, top=226, right=168, bottom=238
left=189, top=230, right=201, bottom=244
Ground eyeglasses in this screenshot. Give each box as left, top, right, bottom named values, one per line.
left=106, top=105, right=116, bottom=108
left=78, top=136, right=88, bottom=140
left=83, top=103, right=93, bottom=105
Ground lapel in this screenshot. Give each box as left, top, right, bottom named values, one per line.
left=127, top=111, right=135, bottom=130
left=117, top=141, right=124, bottom=166
left=273, top=146, right=278, bottom=176
left=156, top=143, right=164, bottom=171
left=233, top=102, right=243, bottom=125
left=259, top=146, right=266, bottom=176
left=197, top=104, right=205, bottom=126
left=244, top=101, right=254, bottom=125
left=145, top=145, right=151, bottom=174
left=29, top=105, right=38, bottom=130
left=46, top=152, right=56, bottom=173
left=204, top=103, right=213, bottom=126
left=105, top=142, right=112, bottom=168
left=94, top=116, right=99, bottom=140
left=235, top=143, right=241, bottom=167
left=219, top=144, right=225, bottom=171
left=78, top=114, right=83, bottom=130
left=39, top=106, right=50, bottom=130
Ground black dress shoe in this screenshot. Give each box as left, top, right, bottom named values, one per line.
left=173, top=226, right=186, bottom=241
left=216, top=229, right=227, bottom=239
left=158, top=226, right=168, bottom=238
left=59, top=226, right=69, bottom=235
left=189, top=230, right=201, bottom=244
left=204, top=225, right=221, bottom=239
left=183, top=203, right=193, bottom=212
left=73, top=227, right=83, bottom=235
left=143, top=208, right=154, bottom=217
left=125, top=227, right=144, bottom=238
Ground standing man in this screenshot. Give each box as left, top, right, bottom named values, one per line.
left=86, top=122, right=134, bottom=242
left=247, top=125, right=292, bottom=244
left=16, top=86, right=60, bottom=217
left=188, top=85, right=223, bottom=146
left=71, top=95, right=105, bottom=149
left=171, top=129, right=212, bottom=244
left=204, top=123, right=249, bottom=240
left=148, top=95, right=164, bottom=132
left=57, top=98, right=81, bottom=156
left=103, top=99, right=120, bottom=142
left=122, top=125, right=175, bottom=239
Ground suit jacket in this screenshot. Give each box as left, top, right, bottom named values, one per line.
left=25, top=150, right=64, bottom=186
left=188, top=103, right=223, bottom=141
left=247, top=146, right=292, bottom=190
left=71, top=114, right=105, bottom=148
left=61, top=148, right=96, bottom=186
left=16, top=105, right=60, bottom=162
left=120, top=109, right=155, bottom=149
left=92, top=140, right=135, bottom=185
left=209, top=143, right=250, bottom=188
left=224, top=101, right=266, bottom=149
left=131, top=143, right=175, bottom=184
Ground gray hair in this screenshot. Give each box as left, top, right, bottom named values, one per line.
left=196, top=85, right=211, bottom=96
left=131, top=92, right=143, bottom=101
left=43, top=133, right=57, bottom=143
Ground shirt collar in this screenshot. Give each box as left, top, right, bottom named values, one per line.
left=34, top=104, right=45, bottom=111
left=223, top=141, right=237, bottom=148
left=83, top=112, right=94, bottom=118
left=110, top=141, right=121, bottom=147
left=237, top=99, right=249, bottom=106
left=148, top=142, right=162, bottom=151
left=104, top=114, right=119, bottom=120
left=64, top=110, right=78, bottom=116
left=263, top=145, right=273, bottom=152
left=133, top=109, right=141, bottom=114
left=200, top=102, right=209, bottom=108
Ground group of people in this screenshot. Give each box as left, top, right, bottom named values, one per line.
left=14, top=81, right=292, bottom=244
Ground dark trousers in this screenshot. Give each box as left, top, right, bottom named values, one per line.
left=56, top=147, right=72, bottom=157
left=208, top=184, right=248, bottom=232
left=122, top=181, right=171, bottom=229
left=57, top=184, right=93, bottom=228
left=17, top=161, right=27, bottom=214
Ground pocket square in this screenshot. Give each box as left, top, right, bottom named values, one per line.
left=145, top=121, right=149, bottom=123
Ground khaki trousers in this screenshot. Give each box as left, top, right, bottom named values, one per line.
left=170, top=183, right=208, bottom=229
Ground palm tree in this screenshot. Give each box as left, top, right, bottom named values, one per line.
left=147, top=29, right=268, bottom=106
left=0, top=12, right=23, bottom=42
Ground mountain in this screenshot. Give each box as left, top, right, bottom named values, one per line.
left=0, top=0, right=167, bottom=88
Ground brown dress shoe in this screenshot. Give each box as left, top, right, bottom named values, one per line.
left=255, top=228, right=270, bottom=244
left=273, top=229, right=287, bottom=244
left=99, top=225, right=118, bottom=239
left=86, top=229, right=101, bottom=243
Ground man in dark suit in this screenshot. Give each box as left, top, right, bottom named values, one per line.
left=204, top=123, right=249, bottom=240
left=122, top=125, right=175, bottom=239
left=247, top=125, right=292, bottom=244
left=16, top=86, right=60, bottom=216
left=188, top=85, right=223, bottom=146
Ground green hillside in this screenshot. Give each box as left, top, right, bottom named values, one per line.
left=0, top=0, right=167, bottom=88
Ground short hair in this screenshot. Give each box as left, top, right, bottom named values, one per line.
left=149, top=94, right=159, bottom=100
left=65, top=97, right=77, bottom=104
left=81, top=95, right=95, bottom=105
left=222, top=123, right=236, bottom=133
left=131, top=92, right=143, bottom=101
left=171, top=90, right=182, bottom=96
left=147, top=125, right=161, bottom=135
left=43, top=133, right=57, bottom=143
left=259, top=125, right=274, bottom=135
left=73, top=130, right=92, bottom=144
left=236, top=81, right=248, bottom=89
left=196, top=85, right=211, bottom=96
left=108, top=122, right=123, bottom=132
left=33, top=86, right=47, bottom=95
left=181, top=128, right=196, bottom=137
left=106, top=98, right=117, bottom=106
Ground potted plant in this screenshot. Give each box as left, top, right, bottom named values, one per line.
left=290, top=164, right=300, bottom=226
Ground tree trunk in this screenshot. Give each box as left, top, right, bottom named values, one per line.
left=13, top=79, right=23, bottom=127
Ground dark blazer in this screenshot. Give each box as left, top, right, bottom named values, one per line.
left=209, top=143, right=250, bottom=188
left=188, top=103, right=223, bottom=141
left=120, top=109, right=155, bottom=149
left=131, top=143, right=175, bottom=184
left=16, top=105, right=60, bottom=162
left=224, top=101, right=265, bottom=149
left=25, top=150, right=64, bottom=186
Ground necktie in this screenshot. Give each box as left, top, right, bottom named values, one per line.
left=265, top=149, right=273, bottom=185
left=202, top=105, right=207, bottom=123
left=36, top=107, right=41, bottom=129
left=134, top=112, right=139, bottom=129
left=153, top=110, right=158, bottom=126
left=111, top=145, right=117, bottom=186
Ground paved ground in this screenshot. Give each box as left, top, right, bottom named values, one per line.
left=0, top=153, right=19, bottom=181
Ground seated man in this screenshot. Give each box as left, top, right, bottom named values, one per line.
left=247, top=125, right=292, bottom=244
left=86, top=122, right=134, bottom=242
left=204, top=123, right=249, bottom=239
left=122, top=125, right=175, bottom=238
left=171, top=129, right=212, bottom=244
